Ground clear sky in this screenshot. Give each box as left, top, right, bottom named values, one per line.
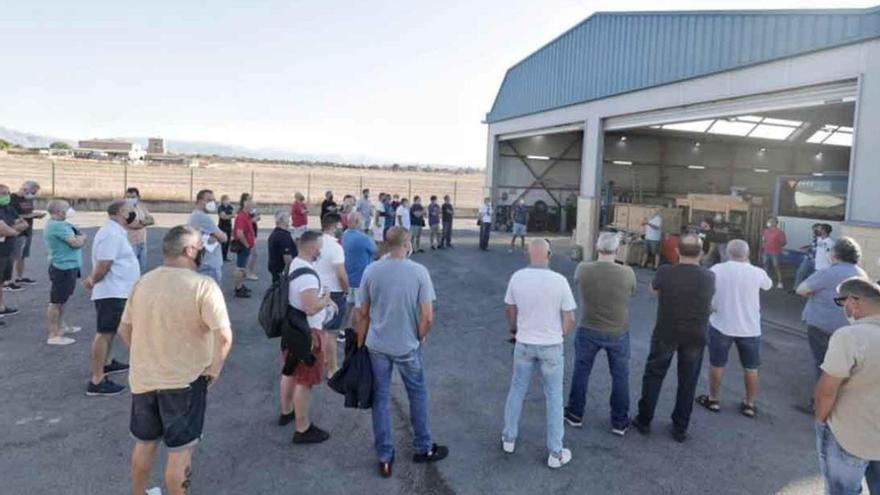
left=1, top=1, right=875, bottom=167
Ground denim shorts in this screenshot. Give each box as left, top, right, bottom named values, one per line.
left=324, top=292, right=347, bottom=330
left=130, top=376, right=208, bottom=449
left=645, top=240, right=661, bottom=256
left=512, top=223, right=526, bottom=236
left=236, top=247, right=251, bottom=269
left=708, top=326, right=761, bottom=369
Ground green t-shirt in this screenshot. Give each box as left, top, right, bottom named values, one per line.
left=575, top=261, right=637, bottom=335
left=44, top=219, right=82, bottom=270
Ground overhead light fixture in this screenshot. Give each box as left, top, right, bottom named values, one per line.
left=694, top=141, right=702, bottom=148
left=815, top=152, right=824, bottom=160
left=612, top=160, right=632, bottom=165
left=688, top=165, right=706, bottom=170
left=812, top=172, right=825, bottom=177
left=754, top=168, right=770, bottom=173
left=526, top=155, right=550, bottom=160
left=758, top=148, right=766, bottom=153
left=619, top=136, right=627, bottom=142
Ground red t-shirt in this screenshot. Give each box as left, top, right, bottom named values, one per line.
left=291, top=201, right=308, bottom=228
left=234, top=210, right=256, bottom=248
left=661, top=235, right=680, bottom=265
left=762, top=228, right=787, bottom=255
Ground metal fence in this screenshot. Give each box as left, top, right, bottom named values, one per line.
left=1, top=156, right=486, bottom=208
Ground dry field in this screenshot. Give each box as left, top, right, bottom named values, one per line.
left=0, top=154, right=486, bottom=208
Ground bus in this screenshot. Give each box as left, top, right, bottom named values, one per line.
left=773, top=173, right=848, bottom=263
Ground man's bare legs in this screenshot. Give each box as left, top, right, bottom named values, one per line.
left=743, top=369, right=759, bottom=406
left=708, top=366, right=723, bottom=401
left=165, top=448, right=195, bottom=495
left=293, top=384, right=312, bottom=433
left=47, top=303, right=63, bottom=339
left=321, top=331, right=338, bottom=378
left=131, top=441, right=159, bottom=495
left=280, top=375, right=296, bottom=416
left=90, top=333, right=114, bottom=385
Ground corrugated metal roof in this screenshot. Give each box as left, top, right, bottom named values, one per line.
left=487, top=7, right=880, bottom=123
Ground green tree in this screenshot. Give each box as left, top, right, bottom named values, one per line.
left=0, top=139, right=10, bottom=150
left=49, top=141, right=70, bottom=150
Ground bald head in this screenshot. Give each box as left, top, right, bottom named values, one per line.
left=528, top=238, right=550, bottom=266
left=678, top=234, right=703, bottom=260
left=348, top=211, right=363, bottom=229
left=385, top=226, right=411, bottom=251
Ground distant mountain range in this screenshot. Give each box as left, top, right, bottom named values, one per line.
left=0, top=126, right=473, bottom=170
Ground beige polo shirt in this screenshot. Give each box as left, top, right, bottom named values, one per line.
left=822, top=315, right=880, bottom=460
left=122, top=266, right=231, bottom=394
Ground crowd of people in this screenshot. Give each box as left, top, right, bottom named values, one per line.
left=1, top=179, right=878, bottom=493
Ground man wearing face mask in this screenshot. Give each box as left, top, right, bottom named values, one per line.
left=124, top=187, right=155, bottom=272
left=187, top=190, right=227, bottom=284
left=43, top=199, right=86, bottom=345
left=761, top=217, right=786, bottom=289
left=814, top=278, right=880, bottom=493
left=10, top=180, right=45, bottom=288
left=119, top=225, right=233, bottom=495
left=83, top=200, right=142, bottom=396
left=0, top=183, right=29, bottom=325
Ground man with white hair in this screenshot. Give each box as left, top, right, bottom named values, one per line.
left=502, top=238, right=577, bottom=468
left=564, top=232, right=637, bottom=435
left=11, top=180, right=45, bottom=287
left=696, top=239, right=772, bottom=418
left=43, top=199, right=86, bottom=345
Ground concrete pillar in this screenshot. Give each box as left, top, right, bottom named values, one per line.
left=576, top=117, right=602, bottom=259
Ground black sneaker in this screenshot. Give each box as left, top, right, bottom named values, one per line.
left=86, top=378, right=126, bottom=396
left=412, top=443, right=449, bottom=463
left=293, top=424, right=330, bottom=444
left=234, top=287, right=251, bottom=298
left=103, top=359, right=130, bottom=376
left=631, top=417, right=651, bottom=435
left=0, top=307, right=20, bottom=317
left=430, top=246, right=436, bottom=250
left=670, top=426, right=688, bottom=443
left=563, top=411, right=583, bottom=428
left=15, top=278, right=37, bottom=286
left=0, top=320, right=6, bottom=328
left=278, top=411, right=296, bottom=426
left=2, top=284, right=23, bottom=292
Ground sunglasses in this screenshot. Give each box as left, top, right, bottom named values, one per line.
left=834, top=295, right=860, bottom=307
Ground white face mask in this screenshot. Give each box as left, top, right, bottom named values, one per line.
left=126, top=197, right=138, bottom=207
left=205, top=200, right=217, bottom=213
left=65, top=207, right=77, bottom=222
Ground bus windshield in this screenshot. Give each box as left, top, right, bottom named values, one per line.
left=777, top=175, right=847, bottom=221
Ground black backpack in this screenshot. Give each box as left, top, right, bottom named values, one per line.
left=259, top=263, right=320, bottom=339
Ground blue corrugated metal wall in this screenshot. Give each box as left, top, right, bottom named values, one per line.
left=487, top=7, right=880, bottom=123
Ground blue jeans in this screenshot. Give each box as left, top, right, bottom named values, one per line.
left=795, top=256, right=815, bottom=289
left=808, top=325, right=832, bottom=380
left=370, top=348, right=432, bottom=463
left=132, top=243, right=147, bottom=272
left=198, top=264, right=222, bottom=284
left=566, top=328, right=630, bottom=429
left=503, top=342, right=564, bottom=455
left=816, top=421, right=880, bottom=494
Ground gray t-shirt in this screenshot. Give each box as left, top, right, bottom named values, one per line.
left=575, top=261, right=637, bottom=335
left=802, top=262, right=867, bottom=334
left=188, top=209, right=223, bottom=271
left=357, top=258, right=436, bottom=356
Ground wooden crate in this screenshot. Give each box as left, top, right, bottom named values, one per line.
left=612, top=204, right=681, bottom=235
left=616, top=240, right=645, bottom=265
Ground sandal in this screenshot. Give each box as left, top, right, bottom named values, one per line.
left=740, top=401, right=757, bottom=418
left=696, top=395, right=721, bottom=413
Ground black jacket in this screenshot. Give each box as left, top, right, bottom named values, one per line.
left=328, top=329, right=373, bottom=409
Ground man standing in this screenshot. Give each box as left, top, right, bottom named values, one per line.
left=696, top=239, right=772, bottom=418
left=314, top=213, right=349, bottom=377
left=814, top=224, right=835, bottom=272
left=382, top=193, right=394, bottom=239
left=267, top=211, right=298, bottom=285
left=509, top=199, right=528, bottom=253
left=320, top=190, right=337, bottom=221
left=410, top=196, right=426, bottom=253
left=814, top=278, right=880, bottom=493
left=395, top=198, right=411, bottom=231
left=632, top=234, right=714, bottom=442
left=187, top=190, right=226, bottom=284
left=217, top=195, right=235, bottom=262
left=797, top=237, right=867, bottom=380
left=641, top=209, right=663, bottom=269
left=356, top=188, right=373, bottom=232
left=341, top=212, right=375, bottom=342
left=290, top=192, right=309, bottom=240
left=0, top=184, right=28, bottom=326
left=124, top=187, right=155, bottom=272
left=440, top=195, right=454, bottom=249
left=232, top=197, right=256, bottom=298
left=794, top=223, right=821, bottom=289
left=11, top=180, right=44, bottom=287
left=762, top=217, right=787, bottom=289
left=44, top=199, right=86, bottom=346
left=356, top=227, right=448, bottom=477
left=121, top=225, right=233, bottom=495
left=427, top=196, right=441, bottom=250
left=503, top=239, right=577, bottom=467
left=564, top=232, right=636, bottom=435
left=83, top=200, right=141, bottom=396
left=478, top=197, right=492, bottom=251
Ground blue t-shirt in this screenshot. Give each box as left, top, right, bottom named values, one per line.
left=44, top=219, right=82, bottom=270
left=357, top=258, right=436, bottom=356
left=802, top=262, right=868, bottom=334
left=342, top=228, right=376, bottom=288
left=427, top=203, right=440, bottom=226
left=513, top=204, right=527, bottom=225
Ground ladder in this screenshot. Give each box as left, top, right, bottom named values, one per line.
left=630, top=167, right=643, bottom=204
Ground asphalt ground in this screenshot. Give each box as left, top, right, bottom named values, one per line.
left=1, top=216, right=824, bottom=494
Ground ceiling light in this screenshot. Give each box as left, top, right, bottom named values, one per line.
left=612, top=160, right=632, bottom=165
left=754, top=168, right=770, bottom=173
left=758, top=148, right=766, bottom=153
left=620, top=136, right=627, bottom=142
left=526, top=155, right=550, bottom=160
left=694, top=142, right=702, bottom=148
left=688, top=165, right=706, bottom=170
left=815, top=152, right=824, bottom=159
left=812, top=172, right=825, bottom=177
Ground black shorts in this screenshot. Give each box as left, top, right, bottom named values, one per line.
left=15, top=235, right=32, bottom=258
left=49, top=266, right=79, bottom=305
left=95, top=298, right=127, bottom=334
left=130, top=376, right=208, bottom=449
left=0, top=254, right=12, bottom=283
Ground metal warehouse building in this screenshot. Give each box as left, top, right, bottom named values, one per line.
left=485, top=6, right=880, bottom=279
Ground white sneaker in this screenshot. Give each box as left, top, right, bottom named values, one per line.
left=776, top=282, right=784, bottom=289
left=547, top=448, right=572, bottom=469
left=146, top=488, right=163, bottom=495
left=63, top=325, right=82, bottom=334
left=502, top=437, right=515, bottom=454
left=47, top=336, right=76, bottom=346
left=245, top=274, right=259, bottom=281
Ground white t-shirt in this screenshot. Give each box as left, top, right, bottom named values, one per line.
left=91, top=220, right=141, bottom=300
left=504, top=267, right=577, bottom=345
left=815, top=237, right=835, bottom=271
left=315, top=234, right=346, bottom=292
left=479, top=204, right=492, bottom=224
left=645, top=214, right=662, bottom=242
left=288, top=257, right=325, bottom=329
left=396, top=206, right=411, bottom=230
left=375, top=202, right=385, bottom=229
left=709, top=261, right=773, bottom=337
